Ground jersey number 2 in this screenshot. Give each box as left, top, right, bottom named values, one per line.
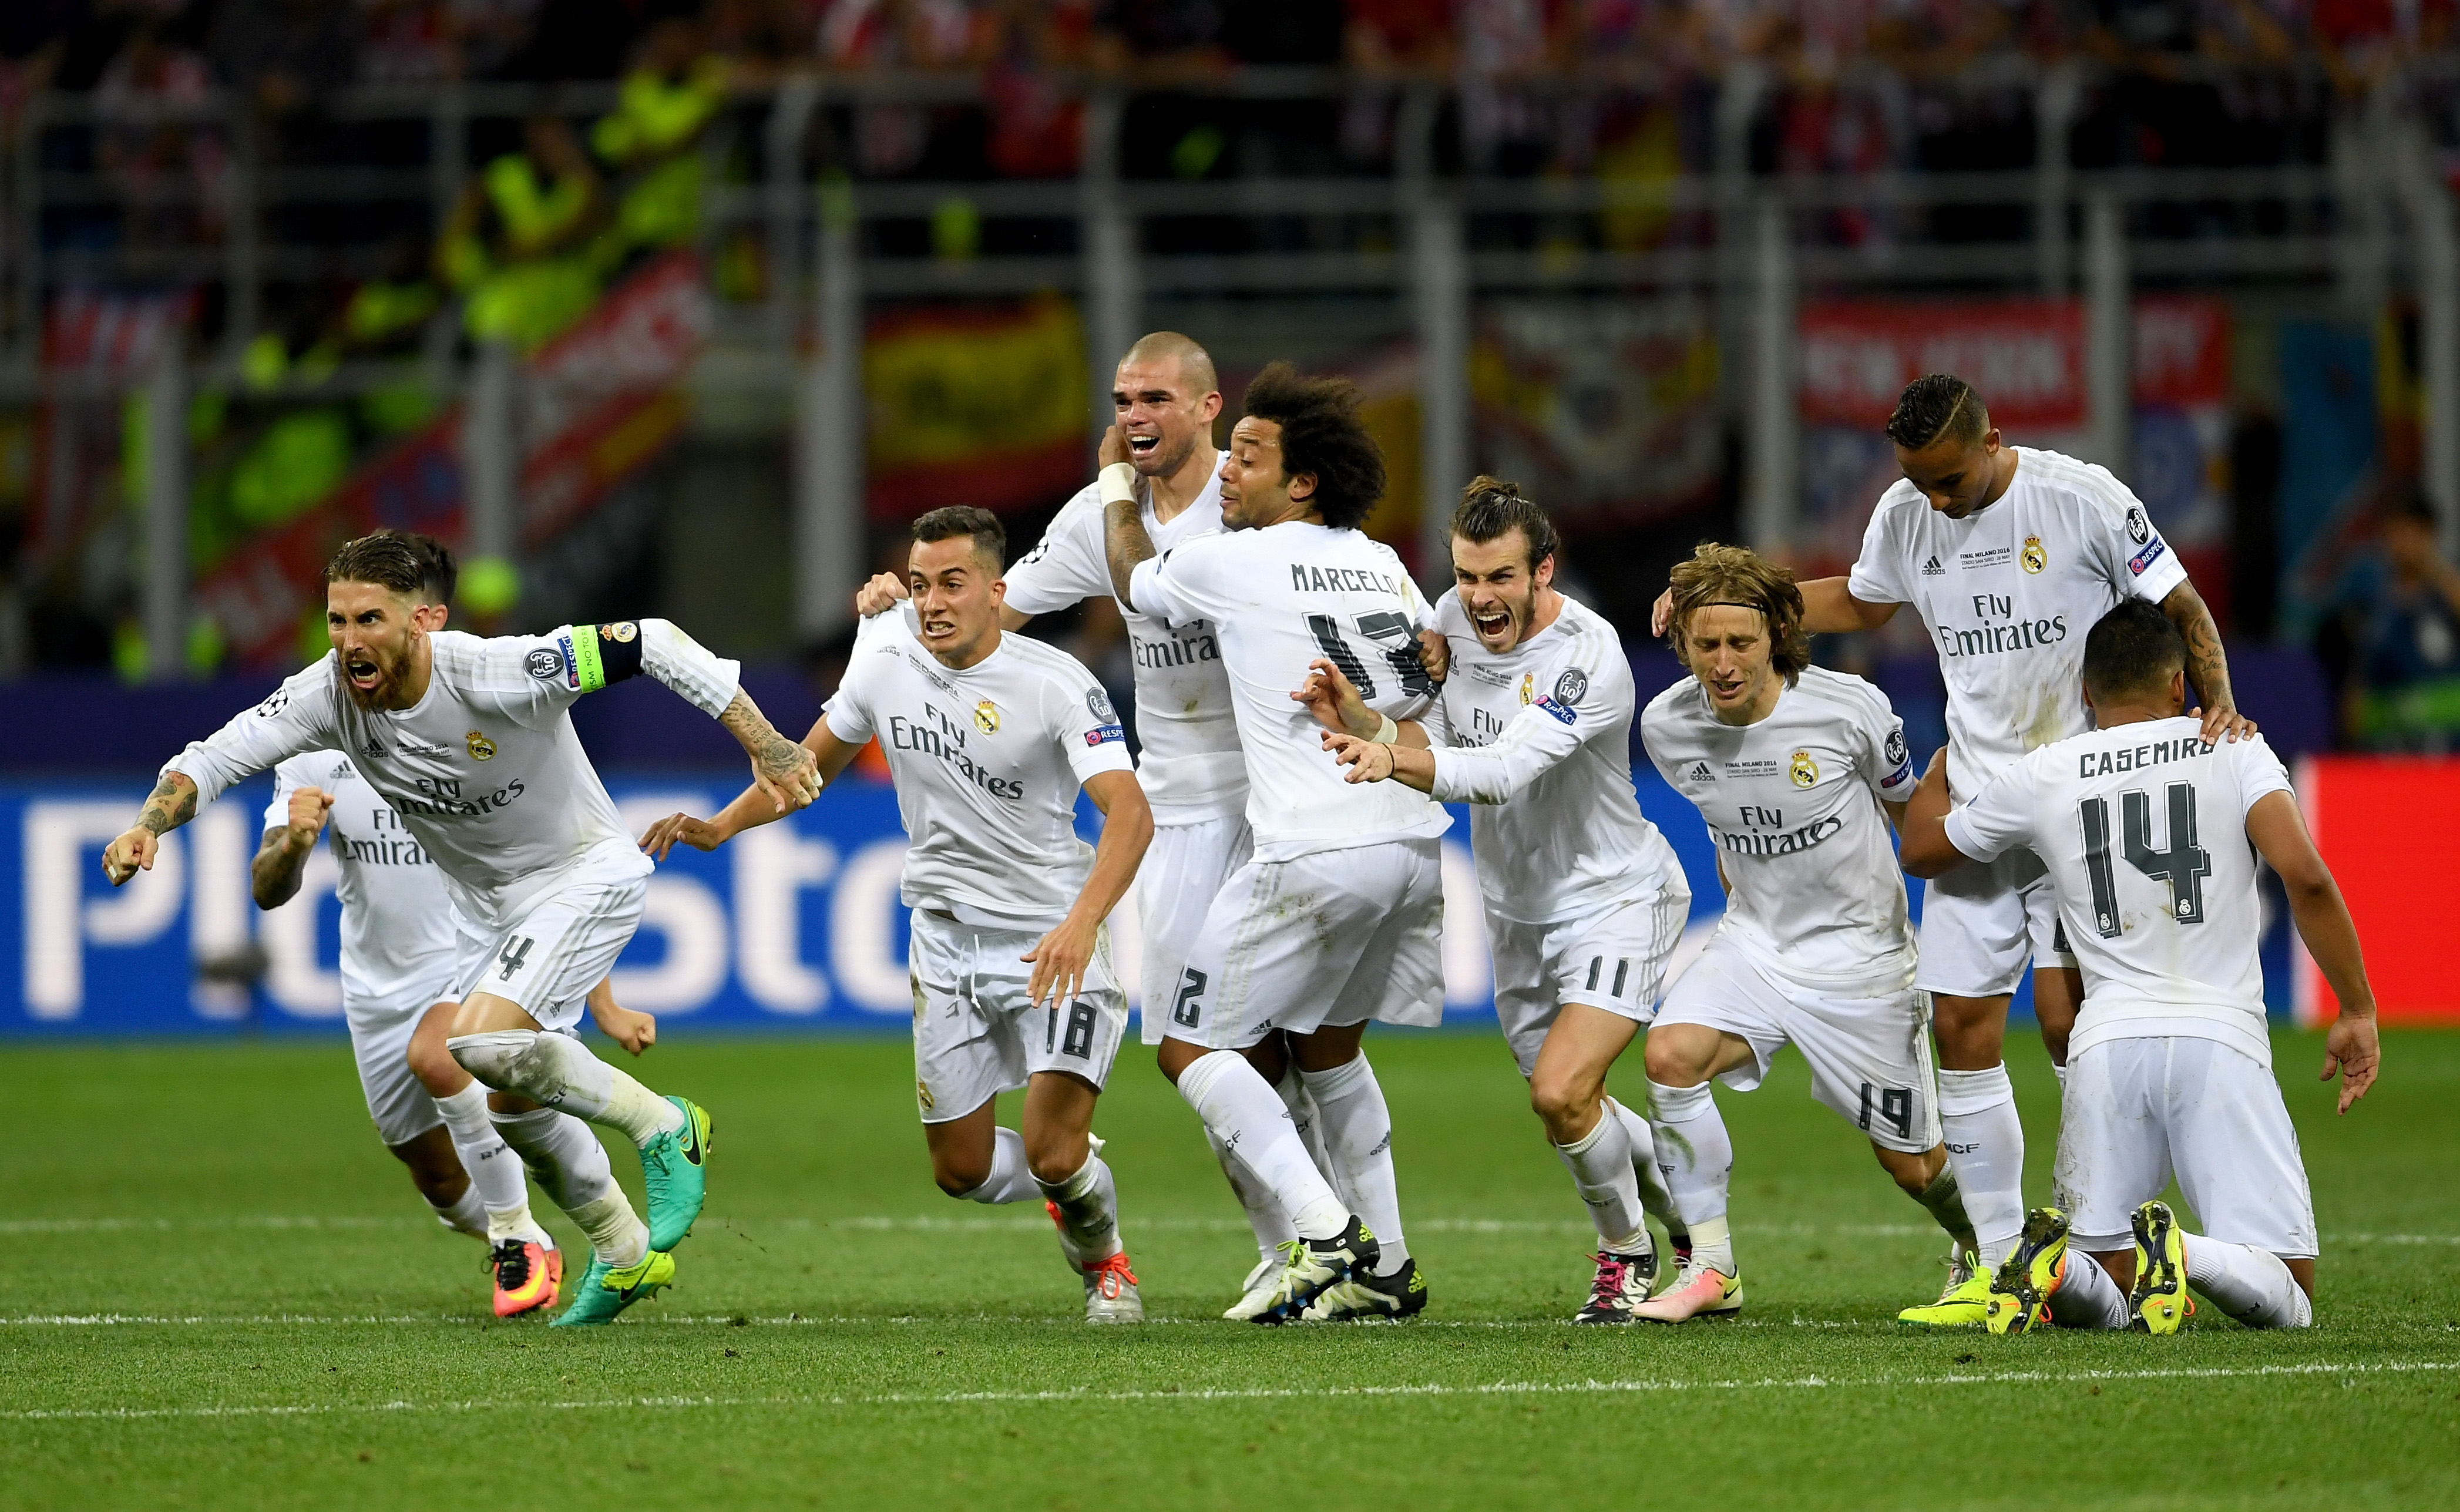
left=2077, top=782, right=2211, bottom=938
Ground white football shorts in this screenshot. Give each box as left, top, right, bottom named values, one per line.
left=342, top=972, right=458, bottom=1147
left=1655, top=935, right=1943, bottom=1153
left=453, top=852, right=648, bottom=1034
left=1158, top=836, right=1445, bottom=1051
left=1914, top=845, right=2078, bottom=1000
left=908, top=908, right=1128, bottom=1124
left=1134, top=813, right=1253, bottom=1047
left=1487, top=879, right=1691, bottom=1078
left=2055, top=1034, right=2317, bottom=1258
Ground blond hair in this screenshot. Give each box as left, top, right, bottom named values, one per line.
left=1666, top=542, right=1811, bottom=684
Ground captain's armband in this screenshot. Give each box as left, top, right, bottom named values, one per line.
left=563, top=621, right=646, bottom=692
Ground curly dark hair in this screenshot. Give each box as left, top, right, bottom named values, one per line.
left=1885, top=374, right=1988, bottom=451
left=1239, top=360, right=1386, bottom=530
left=1666, top=542, right=1812, bottom=685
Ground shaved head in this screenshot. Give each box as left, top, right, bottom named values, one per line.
left=1122, top=331, right=1217, bottom=397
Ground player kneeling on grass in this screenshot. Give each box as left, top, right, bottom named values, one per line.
left=640, top=507, right=1155, bottom=1323
left=106, top=529, right=819, bottom=1325
left=1303, top=477, right=1694, bottom=1324
left=1634, top=545, right=1981, bottom=1323
left=1896, top=599, right=2380, bottom=1335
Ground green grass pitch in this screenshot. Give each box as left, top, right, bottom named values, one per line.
left=2, top=1026, right=2455, bottom=1510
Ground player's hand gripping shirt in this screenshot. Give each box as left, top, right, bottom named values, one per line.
left=1848, top=447, right=2187, bottom=801
left=1417, top=590, right=1682, bottom=926
left=265, top=751, right=456, bottom=1010
left=1943, top=717, right=2290, bottom=1068
left=166, top=621, right=738, bottom=932
left=824, top=613, right=1135, bottom=932
left=1128, top=520, right=1450, bottom=862
left=1643, top=666, right=1921, bottom=996
left=1002, top=460, right=1245, bottom=826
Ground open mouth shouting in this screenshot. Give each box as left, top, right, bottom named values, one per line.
left=1124, top=428, right=1163, bottom=466
left=342, top=650, right=390, bottom=702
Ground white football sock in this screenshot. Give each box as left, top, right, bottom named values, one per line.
left=1209, top=1125, right=1296, bottom=1266
left=2048, top=1250, right=2130, bottom=1329
left=1036, top=1149, right=1123, bottom=1268
left=1648, top=1079, right=1735, bottom=1275
left=490, top=1106, right=617, bottom=1215
left=958, top=1125, right=1037, bottom=1205
left=1555, top=1108, right=1649, bottom=1256
left=2052, top=1063, right=2069, bottom=1094
left=1301, top=1054, right=1410, bottom=1276
left=1282, top=1064, right=1340, bottom=1200
left=2184, top=1236, right=2312, bottom=1329
left=1178, top=1050, right=1348, bottom=1241
left=449, top=1029, right=683, bottom=1146
left=1607, top=1096, right=1682, bottom=1240
left=432, top=1081, right=533, bottom=1225
left=1936, top=1065, right=2025, bottom=1269
left=427, top=1182, right=489, bottom=1240
left=566, top=1193, right=648, bottom=1269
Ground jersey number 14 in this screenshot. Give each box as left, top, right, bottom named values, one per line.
left=2077, top=782, right=2212, bottom=938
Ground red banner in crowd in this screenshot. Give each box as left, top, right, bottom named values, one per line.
left=1799, top=299, right=2087, bottom=430
left=194, top=252, right=710, bottom=667
left=2294, top=757, right=2460, bottom=1026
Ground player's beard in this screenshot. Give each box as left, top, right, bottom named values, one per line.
left=1470, top=582, right=1538, bottom=650
left=1133, top=427, right=1199, bottom=480
left=338, top=640, right=410, bottom=710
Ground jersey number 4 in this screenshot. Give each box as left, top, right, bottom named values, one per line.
left=1306, top=611, right=1436, bottom=701
left=2077, top=782, right=2212, bottom=938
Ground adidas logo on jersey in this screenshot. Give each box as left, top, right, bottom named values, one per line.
left=1921, top=555, right=1945, bottom=576
left=1687, top=761, right=1714, bottom=782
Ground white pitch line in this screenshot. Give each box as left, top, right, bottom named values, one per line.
left=5, top=1359, right=2453, bottom=1424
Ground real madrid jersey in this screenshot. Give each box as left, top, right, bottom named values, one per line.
left=1642, top=666, right=1920, bottom=995
left=167, top=620, right=738, bottom=933
left=1002, top=456, right=1246, bottom=826
left=1944, top=717, right=2289, bottom=1067
left=825, top=613, right=1135, bottom=932
left=1847, top=447, right=2189, bottom=802
left=1128, top=520, right=1451, bottom=863
left=1416, top=591, right=1683, bottom=926
left=266, top=751, right=458, bottom=1010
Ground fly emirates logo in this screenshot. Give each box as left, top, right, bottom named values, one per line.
left=887, top=703, right=1026, bottom=801
left=1934, top=592, right=2068, bottom=661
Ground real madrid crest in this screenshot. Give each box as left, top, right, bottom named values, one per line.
left=973, top=700, right=1000, bottom=734
left=466, top=730, right=497, bottom=761
left=2021, top=535, right=2048, bottom=574
left=1518, top=672, right=1534, bottom=706
left=1789, top=749, right=1818, bottom=788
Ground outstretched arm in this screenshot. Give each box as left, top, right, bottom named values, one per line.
left=1022, top=768, right=1153, bottom=1008
left=103, top=771, right=199, bottom=886
left=1101, top=464, right=1159, bottom=612
left=718, top=688, right=822, bottom=815
left=2245, top=789, right=2380, bottom=1114
left=2159, top=581, right=2255, bottom=744
left=638, top=712, right=868, bottom=859
left=1894, top=750, right=1969, bottom=878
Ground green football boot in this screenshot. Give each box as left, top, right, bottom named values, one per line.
left=549, top=1248, right=676, bottom=1328
left=640, top=1096, right=712, bottom=1252
left=1985, top=1207, right=2072, bottom=1336
left=1898, top=1243, right=1990, bottom=1328
left=2128, top=1200, right=2196, bottom=1335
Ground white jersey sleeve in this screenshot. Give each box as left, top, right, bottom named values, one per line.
left=166, top=659, right=346, bottom=806
left=264, top=754, right=307, bottom=835
left=1846, top=481, right=1923, bottom=606
left=532, top=618, right=742, bottom=721
left=1943, top=750, right=2043, bottom=863
left=1050, top=667, right=1136, bottom=787
left=1859, top=690, right=1919, bottom=804
left=820, top=640, right=883, bottom=744
left=1003, top=489, right=1111, bottom=616
left=1427, top=624, right=1619, bottom=805
left=1126, top=538, right=1218, bottom=630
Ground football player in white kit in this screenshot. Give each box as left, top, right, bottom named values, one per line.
left=853, top=332, right=1346, bottom=1319
left=641, top=508, right=1156, bottom=1323
left=1636, top=544, right=1981, bottom=1322
left=1301, top=478, right=1695, bottom=1323
left=1105, top=362, right=1450, bottom=1323
left=1652, top=373, right=2253, bottom=1324
left=1897, top=600, right=2380, bottom=1335
left=105, top=530, right=821, bottom=1325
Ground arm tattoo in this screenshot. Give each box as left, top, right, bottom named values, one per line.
left=250, top=827, right=311, bottom=909
left=137, top=774, right=197, bottom=837
left=1104, top=497, right=1158, bottom=611
left=720, top=691, right=807, bottom=778
left=2163, top=584, right=2234, bottom=708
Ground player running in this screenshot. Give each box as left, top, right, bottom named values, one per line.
left=104, top=529, right=819, bottom=1325
left=1105, top=361, right=1449, bottom=1323
left=641, top=507, right=1156, bottom=1323
left=1897, top=599, right=2379, bottom=1335
left=1301, top=477, right=1693, bottom=1324
left=1651, top=372, right=2253, bottom=1324
left=1635, top=544, right=1980, bottom=1322
left=853, top=332, right=1346, bottom=1319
